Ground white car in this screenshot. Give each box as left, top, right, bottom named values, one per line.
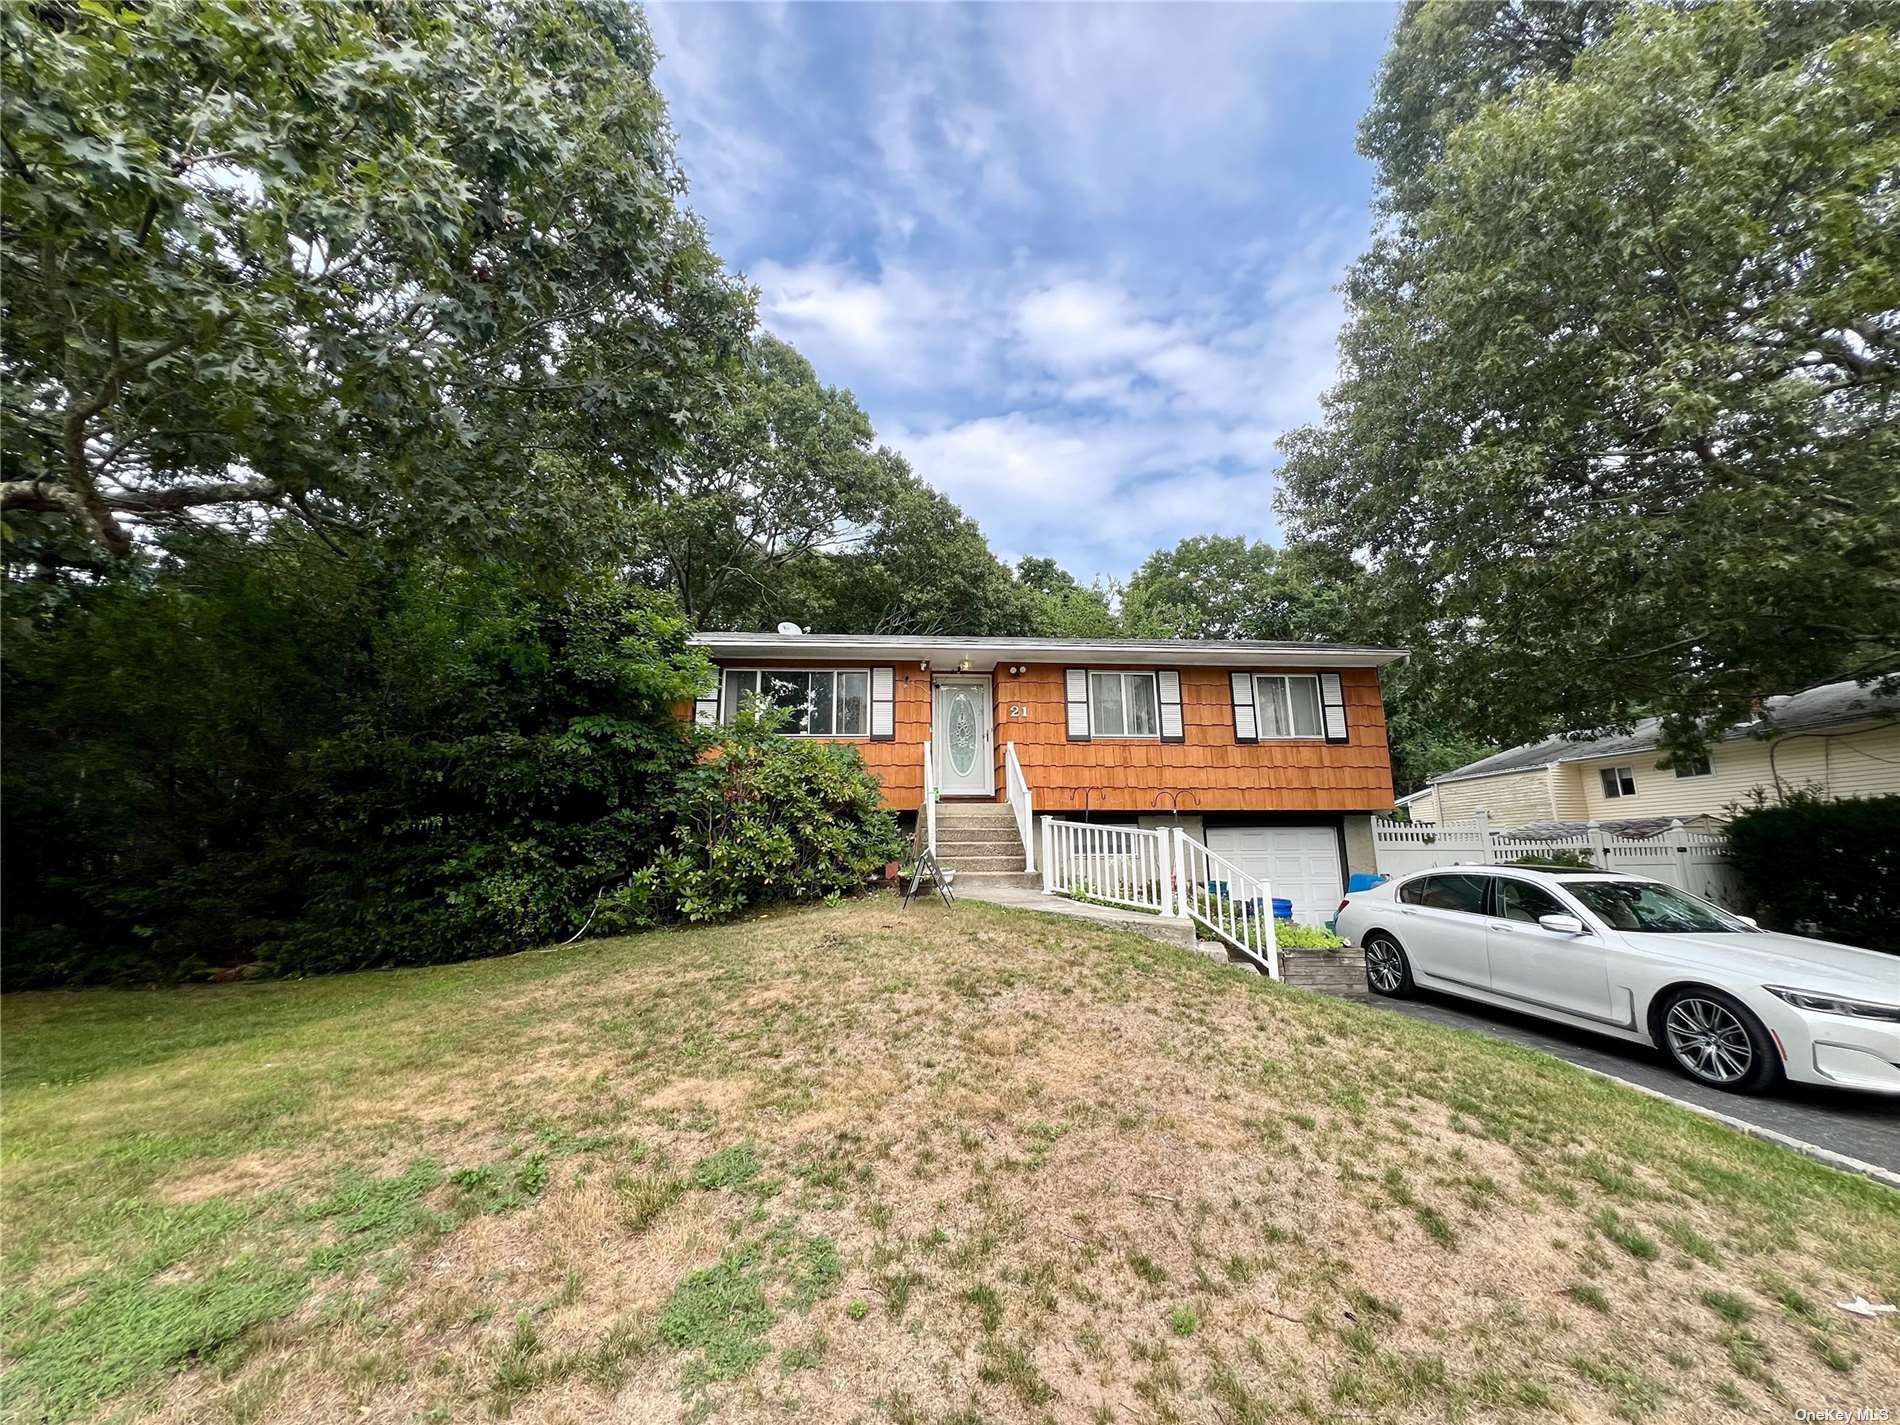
left=1335, top=866, right=1900, bottom=1096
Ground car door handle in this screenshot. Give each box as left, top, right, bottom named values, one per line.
left=1487, top=922, right=1509, bottom=932
left=1397, top=907, right=1418, bottom=916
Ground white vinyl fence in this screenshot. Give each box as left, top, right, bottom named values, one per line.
left=1373, top=811, right=1749, bottom=909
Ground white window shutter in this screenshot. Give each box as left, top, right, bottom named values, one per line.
left=1230, top=671, right=1258, bottom=744
left=870, top=666, right=896, bottom=740
left=693, top=670, right=721, bottom=727
left=1319, top=672, right=1349, bottom=744
left=1157, top=670, right=1184, bottom=744
left=1064, top=668, right=1091, bottom=741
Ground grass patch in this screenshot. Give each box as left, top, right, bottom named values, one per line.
left=4, top=897, right=1896, bottom=1421
left=1565, top=1282, right=1611, bottom=1313
left=1593, top=1209, right=1660, bottom=1262
left=690, top=1143, right=762, bottom=1191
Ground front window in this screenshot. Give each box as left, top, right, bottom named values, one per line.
left=723, top=668, right=870, bottom=736
left=1566, top=880, right=1750, bottom=934
left=1599, top=766, right=1637, bottom=798
left=1255, top=674, right=1323, bottom=738
left=1090, top=671, right=1158, bottom=737
left=1673, top=754, right=1713, bottom=779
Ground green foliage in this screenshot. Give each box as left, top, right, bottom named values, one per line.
left=1013, top=557, right=1119, bottom=638
left=691, top=1143, right=763, bottom=1191
left=626, top=335, right=892, bottom=626
left=606, top=706, right=904, bottom=929
left=2, top=532, right=714, bottom=982
left=1275, top=923, right=1348, bottom=951
left=1724, top=792, right=1900, bottom=952
left=1282, top=0, right=1900, bottom=757
left=1121, top=536, right=1365, bottom=644
left=276, top=565, right=709, bottom=974
left=657, top=1229, right=841, bottom=1384
left=0, top=0, right=748, bottom=560
left=773, top=474, right=1036, bottom=637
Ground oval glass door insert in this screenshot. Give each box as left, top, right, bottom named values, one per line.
left=948, top=691, right=979, bottom=776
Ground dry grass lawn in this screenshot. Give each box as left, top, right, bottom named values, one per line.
left=2, top=896, right=1897, bottom=1424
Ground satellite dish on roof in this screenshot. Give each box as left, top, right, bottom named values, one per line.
left=776, top=621, right=804, bottom=636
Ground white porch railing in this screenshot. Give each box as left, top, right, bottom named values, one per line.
left=1039, top=819, right=1281, bottom=978
left=919, top=742, right=937, bottom=858
left=1004, top=741, right=1035, bottom=874
left=1041, top=819, right=1173, bottom=914
left=1172, top=828, right=1279, bottom=979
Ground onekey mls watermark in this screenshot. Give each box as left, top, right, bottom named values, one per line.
left=1794, top=1409, right=1892, bottom=1423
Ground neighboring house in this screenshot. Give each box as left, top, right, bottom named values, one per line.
left=1402, top=679, right=1900, bottom=827
left=689, top=632, right=1406, bottom=922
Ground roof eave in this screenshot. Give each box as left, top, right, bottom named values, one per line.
left=689, top=633, right=1409, bottom=671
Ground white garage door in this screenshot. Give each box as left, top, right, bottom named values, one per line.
left=1204, top=826, right=1344, bottom=926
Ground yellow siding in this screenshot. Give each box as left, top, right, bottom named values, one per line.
left=1823, top=723, right=1900, bottom=799
left=1575, top=724, right=1900, bottom=819
left=1434, top=767, right=1554, bottom=824
left=1549, top=764, right=1590, bottom=820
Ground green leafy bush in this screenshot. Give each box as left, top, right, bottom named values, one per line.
left=1724, top=791, right=1899, bottom=954
left=4, top=542, right=702, bottom=982
left=602, top=704, right=903, bottom=928
left=1274, top=922, right=1348, bottom=951
left=3, top=532, right=898, bottom=984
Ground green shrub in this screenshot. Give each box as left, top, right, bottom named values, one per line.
left=1725, top=791, right=1899, bottom=953
left=1274, top=922, right=1347, bottom=951
left=601, top=704, right=903, bottom=929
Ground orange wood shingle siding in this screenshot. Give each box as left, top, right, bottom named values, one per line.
left=991, top=664, right=1393, bottom=813
left=701, top=658, right=932, bottom=811
left=701, top=658, right=1393, bottom=815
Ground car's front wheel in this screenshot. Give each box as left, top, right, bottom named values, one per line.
left=1658, top=987, right=1781, bottom=1095
left=1363, top=933, right=1414, bottom=999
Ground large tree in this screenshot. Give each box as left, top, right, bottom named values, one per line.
left=620, top=334, right=895, bottom=626
left=1120, top=535, right=1369, bottom=644
left=0, top=0, right=747, bottom=559
left=772, top=473, right=1032, bottom=636
left=1013, top=556, right=1118, bottom=638
left=1280, top=0, right=1900, bottom=756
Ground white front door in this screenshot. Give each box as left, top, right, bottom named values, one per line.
left=933, top=677, right=993, bottom=795
left=1204, top=826, right=1346, bottom=926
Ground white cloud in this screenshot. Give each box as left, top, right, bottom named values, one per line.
left=645, top=2, right=1386, bottom=580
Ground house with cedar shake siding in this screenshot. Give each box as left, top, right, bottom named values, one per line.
left=689, top=632, right=1405, bottom=925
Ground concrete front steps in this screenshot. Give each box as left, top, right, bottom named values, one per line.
left=934, top=802, right=1029, bottom=878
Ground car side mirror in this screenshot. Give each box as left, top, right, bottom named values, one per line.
left=1538, top=914, right=1587, bottom=936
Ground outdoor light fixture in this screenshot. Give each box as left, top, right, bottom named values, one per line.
left=958, top=657, right=974, bottom=673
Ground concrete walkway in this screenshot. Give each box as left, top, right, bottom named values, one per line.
left=953, top=878, right=1202, bottom=951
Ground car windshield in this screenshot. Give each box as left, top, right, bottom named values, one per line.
left=1567, top=880, right=1750, bottom=934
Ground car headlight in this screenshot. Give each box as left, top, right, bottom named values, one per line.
left=1764, top=986, right=1900, bottom=1022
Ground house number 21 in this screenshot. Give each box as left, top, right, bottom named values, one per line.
left=1008, top=704, right=1029, bottom=719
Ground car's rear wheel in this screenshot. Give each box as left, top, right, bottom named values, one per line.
left=1659, top=988, right=1780, bottom=1094
left=1363, top=934, right=1414, bottom=999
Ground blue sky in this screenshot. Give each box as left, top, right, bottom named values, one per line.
left=646, top=2, right=1398, bottom=583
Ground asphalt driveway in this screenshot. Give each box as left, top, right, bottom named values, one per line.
left=1372, top=989, right=1900, bottom=1178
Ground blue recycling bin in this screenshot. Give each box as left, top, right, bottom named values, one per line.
left=1272, top=897, right=1293, bottom=920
